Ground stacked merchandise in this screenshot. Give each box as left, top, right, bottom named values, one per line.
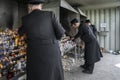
left=59, top=36, right=76, bottom=56
left=60, top=36, right=80, bottom=71
left=0, top=29, right=26, bottom=80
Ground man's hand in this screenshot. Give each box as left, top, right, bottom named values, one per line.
left=71, top=37, right=76, bottom=42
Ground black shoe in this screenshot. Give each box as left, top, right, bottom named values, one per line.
left=80, top=65, right=86, bottom=69
left=82, top=70, right=93, bottom=74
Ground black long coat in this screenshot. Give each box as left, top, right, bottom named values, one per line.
left=90, top=25, right=97, bottom=37
left=75, top=24, right=102, bottom=64
left=18, top=9, right=65, bottom=80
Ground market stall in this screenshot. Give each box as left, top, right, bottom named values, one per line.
left=0, top=29, right=26, bottom=80
left=0, top=0, right=85, bottom=79
left=0, top=0, right=27, bottom=79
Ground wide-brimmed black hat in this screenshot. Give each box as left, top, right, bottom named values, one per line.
left=70, top=18, right=79, bottom=24
left=26, top=0, right=45, bottom=4
left=85, top=19, right=91, bottom=23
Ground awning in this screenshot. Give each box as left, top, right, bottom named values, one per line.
left=60, top=0, right=78, bottom=13
left=77, top=8, right=87, bottom=17
left=43, top=0, right=78, bottom=13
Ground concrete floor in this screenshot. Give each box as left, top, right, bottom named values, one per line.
left=64, top=53, right=120, bottom=80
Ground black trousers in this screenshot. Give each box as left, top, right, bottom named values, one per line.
left=84, top=62, right=95, bottom=72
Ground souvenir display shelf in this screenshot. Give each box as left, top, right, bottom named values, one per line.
left=0, top=30, right=83, bottom=79
left=0, top=29, right=26, bottom=80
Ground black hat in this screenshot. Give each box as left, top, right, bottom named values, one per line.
left=26, top=0, right=45, bottom=4
left=70, top=18, right=79, bottom=24
left=85, top=19, right=91, bottom=23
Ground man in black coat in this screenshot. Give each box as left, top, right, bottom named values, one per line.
left=85, top=20, right=97, bottom=38
left=18, top=0, right=65, bottom=80
left=71, top=18, right=102, bottom=74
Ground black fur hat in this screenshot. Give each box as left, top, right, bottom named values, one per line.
left=70, top=18, right=79, bottom=24
left=85, top=19, right=91, bottom=23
